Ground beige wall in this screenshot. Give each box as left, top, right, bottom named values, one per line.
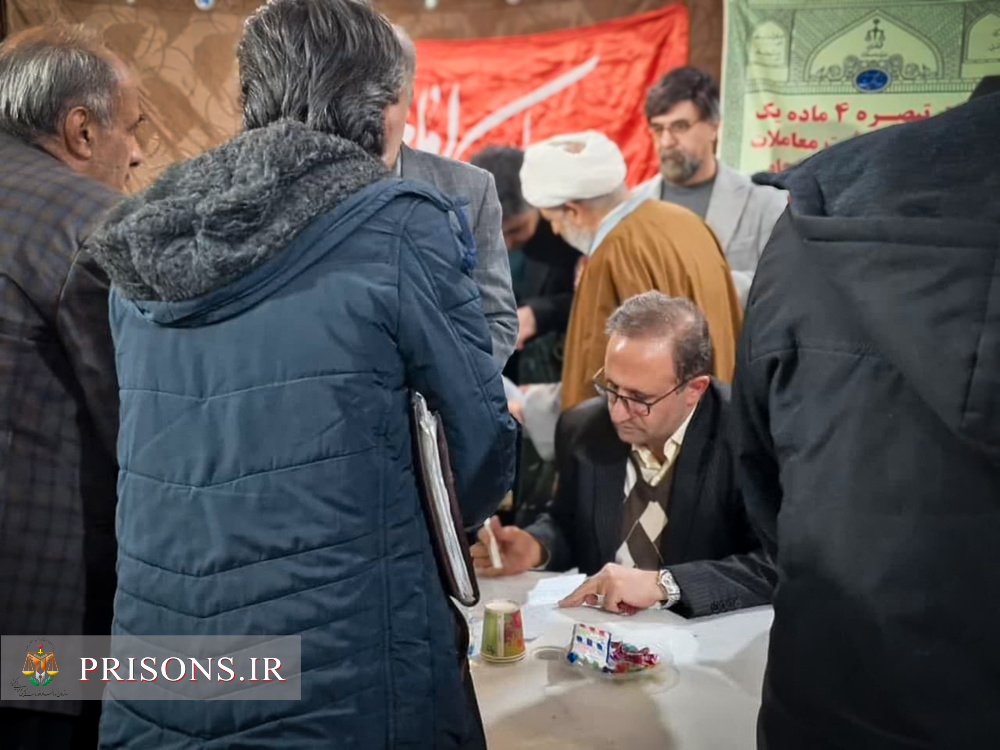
left=7, top=0, right=721, bottom=188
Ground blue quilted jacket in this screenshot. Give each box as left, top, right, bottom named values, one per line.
left=87, top=122, right=517, bottom=748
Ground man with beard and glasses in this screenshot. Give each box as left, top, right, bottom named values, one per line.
left=633, top=67, right=786, bottom=305
left=511, top=131, right=741, bottom=462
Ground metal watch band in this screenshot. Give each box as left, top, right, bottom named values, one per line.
left=657, top=568, right=682, bottom=608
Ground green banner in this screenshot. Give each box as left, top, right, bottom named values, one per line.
left=721, top=1, right=1000, bottom=173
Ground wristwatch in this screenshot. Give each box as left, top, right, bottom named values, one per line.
left=657, top=568, right=682, bottom=609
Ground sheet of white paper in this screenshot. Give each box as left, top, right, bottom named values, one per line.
left=522, top=604, right=557, bottom=641
left=526, top=574, right=587, bottom=606
left=520, top=575, right=587, bottom=641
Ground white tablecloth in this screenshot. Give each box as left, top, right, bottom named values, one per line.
left=469, top=572, right=773, bottom=749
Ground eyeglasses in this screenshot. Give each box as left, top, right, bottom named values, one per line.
left=650, top=118, right=702, bottom=139
left=591, top=367, right=693, bottom=417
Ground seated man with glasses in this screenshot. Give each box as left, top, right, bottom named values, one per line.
left=471, top=292, right=774, bottom=618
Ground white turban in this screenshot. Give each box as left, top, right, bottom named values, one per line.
left=519, top=131, right=628, bottom=209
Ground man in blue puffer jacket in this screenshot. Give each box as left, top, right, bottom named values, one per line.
left=84, top=1, right=517, bottom=746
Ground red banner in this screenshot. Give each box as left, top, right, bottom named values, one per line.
left=406, top=6, right=689, bottom=186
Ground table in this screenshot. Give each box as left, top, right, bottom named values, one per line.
left=469, top=573, right=773, bottom=749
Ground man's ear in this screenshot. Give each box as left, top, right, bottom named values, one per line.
left=686, top=374, right=711, bottom=406
left=562, top=201, right=583, bottom=224
left=62, top=106, right=96, bottom=161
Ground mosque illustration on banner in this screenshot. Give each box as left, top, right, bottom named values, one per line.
left=741, top=2, right=1000, bottom=91
left=805, top=12, right=941, bottom=88
left=724, top=1, right=1000, bottom=173
left=746, top=9, right=946, bottom=89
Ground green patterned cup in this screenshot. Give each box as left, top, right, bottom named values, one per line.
left=480, top=600, right=526, bottom=663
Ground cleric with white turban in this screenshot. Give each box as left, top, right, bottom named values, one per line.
left=514, top=129, right=743, bottom=416
left=519, top=130, right=628, bottom=209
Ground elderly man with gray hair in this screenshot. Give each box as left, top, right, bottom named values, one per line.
left=472, top=291, right=774, bottom=619
left=0, top=24, right=144, bottom=749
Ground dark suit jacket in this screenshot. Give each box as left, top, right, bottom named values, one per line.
left=526, top=382, right=774, bottom=618
left=0, top=134, right=120, bottom=713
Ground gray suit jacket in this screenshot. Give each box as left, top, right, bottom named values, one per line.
left=400, top=145, right=518, bottom=365
left=634, top=162, right=787, bottom=305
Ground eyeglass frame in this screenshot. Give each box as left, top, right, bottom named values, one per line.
left=591, top=366, right=703, bottom=417
left=648, top=116, right=704, bottom=140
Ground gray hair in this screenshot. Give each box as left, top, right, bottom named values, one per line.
left=238, top=0, right=407, bottom=158
left=0, top=25, right=119, bottom=143
left=470, top=146, right=529, bottom=219
left=606, top=292, right=713, bottom=382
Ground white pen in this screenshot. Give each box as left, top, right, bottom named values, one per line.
left=483, top=517, right=503, bottom=569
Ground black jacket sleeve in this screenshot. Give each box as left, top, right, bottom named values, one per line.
left=670, top=367, right=779, bottom=618
left=667, top=500, right=776, bottom=618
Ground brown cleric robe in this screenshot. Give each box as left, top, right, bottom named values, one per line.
left=561, top=199, right=743, bottom=411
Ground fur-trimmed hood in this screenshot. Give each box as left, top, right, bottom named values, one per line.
left=87, top=120, right=388, bottom=304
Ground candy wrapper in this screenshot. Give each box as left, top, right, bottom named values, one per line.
left=566, top=623, right=660, bottom=674
left=566, top=624, right=612, bottom=670
left=606, top=640, right=660, bottom=674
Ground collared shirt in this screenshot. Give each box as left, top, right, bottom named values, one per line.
left=614, top=403, right=697, bottom=569
left=587, top=191, right=648, bottom=256
left=627, top=404, right=697, bottom=490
